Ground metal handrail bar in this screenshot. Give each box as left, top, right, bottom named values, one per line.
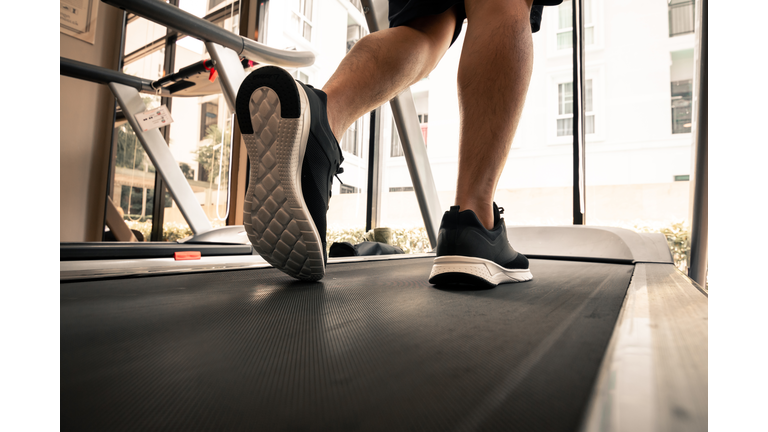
left=101, top=0, right=315, bottom=67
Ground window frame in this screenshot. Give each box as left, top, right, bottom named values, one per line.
left=199, top=101, right=219, bottom=141
left=555, top=0, right=595, bottom=51
left=668, top=0, right=696, bottom=37
left=110, top=0, right=244, bottom=240
left=289, top=0, right=314, bottom=42
left=549, top=68, right=604, bottom=145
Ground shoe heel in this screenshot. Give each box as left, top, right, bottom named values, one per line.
left=236, top=66, right=301, bottom=134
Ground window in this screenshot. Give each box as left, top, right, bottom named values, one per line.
left=390, top=115, right=428, bottom=157
left=557, top=80, right=594, bottom=136
left=557, top=0, right=594, bottom=50
left=389, top=187, right=414, bottom=192
left=347, top=24, right=362, bottom=53
left=208, top=0, right=226, bottom=10
left=120, top=185, right=155, bottom=221
left=290, top=0, right=313, bottom=42
left=391, top=122, right=404, bottom=157
left=291, top=69, right=309, bottom=84
left=671, top=79, right=692, bottom=134
left=200, top=102, right=218, bottom=140
left=342, top=118, right=362, bottom=157
left=669, top=0, right=695, bottom=37
left=340, top=184, right=360, bottom=194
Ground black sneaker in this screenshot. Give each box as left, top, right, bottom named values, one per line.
left=428, top=203, right=532, bottom=287
left=235, top=66, right=343, bottom=281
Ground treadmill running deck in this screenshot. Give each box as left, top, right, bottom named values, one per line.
left=61, top=257, right=632, bottom=431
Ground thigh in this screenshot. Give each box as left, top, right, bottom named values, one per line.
left=389, top=0, right=467, bottom=46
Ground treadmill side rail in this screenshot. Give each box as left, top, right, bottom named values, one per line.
left=580, top=263, right=708, bottom=432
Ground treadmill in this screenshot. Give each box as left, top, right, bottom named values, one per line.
left=60, top=1, right=708, bottom=431
left=61, top=226, right=707, bottom=431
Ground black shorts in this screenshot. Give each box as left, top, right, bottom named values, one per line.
left=389, top=0, right=565, bottom=46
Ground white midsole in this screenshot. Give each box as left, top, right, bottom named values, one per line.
left=430, top=255, right=533, bottom=285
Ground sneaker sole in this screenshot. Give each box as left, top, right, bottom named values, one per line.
left=428, top=256, right=533, bottom=287
left=236, top=67, right=325, bottom=281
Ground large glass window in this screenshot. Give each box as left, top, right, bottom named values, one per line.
left=322, top=14, right=372, bottom=254
left=557, top=0, right=594, bottom=50
left=669, top=0, right=695, bottom=37
left=585, top=0, right=694, bottom=272
left=290, top=0, right=313, bottom=42
left=112, top=0, right=242, bottom=241
left=557, top=80, right=594, bottom=136
left=670, top=49, right=694, bottom=134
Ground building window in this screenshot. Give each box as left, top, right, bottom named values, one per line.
left=557, top=79, right=594, bottom=136
left=669, top=0, right=695, bottom=37
left=340, top=184, right=360, bottom=194
left=671, top=79, right=692, bottom=134
left=391, top=122, right=403, bottom=157
left=290, top=0, right=313, bottom=42
left=200, top=102, right=218, bottom=140
left=347, top=24, right=362, bottom=53
left=391, top=115, right=428, bottom=157
left=208, top=0, right=226, bottom=10
left=389, top=187, right=414, bottom=192
left=342, top=118, right=362, bottom=157
left=291, top=69, right=309, bottom=84
left=557, top=0, right=594, bottom=50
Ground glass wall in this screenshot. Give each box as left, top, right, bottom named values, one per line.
left=112, top=0, right=243, bottom=241
left=583, top=0, right=695, bottom=272
left=109, top=0, right=698, bottom=262
left=364, top=0, right=695, bottom=265
left=161, top=0, right=242, bottom=239
left=321, top=1, right=372, bottom=253
left=368, top=12, right=577, bottom=254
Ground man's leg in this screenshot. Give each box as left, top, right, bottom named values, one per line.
left=322, top=9, right=458, bottom=141
left=455, top=0, right=535, bottom=229
left=236, top=7, right=457, bottom=280
left=428, top=0, right=535, bottom=287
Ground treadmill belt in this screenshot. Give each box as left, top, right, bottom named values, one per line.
left=61, top=258, right=633, bottom=431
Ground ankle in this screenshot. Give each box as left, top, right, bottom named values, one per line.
left=320, top=87, right=344, bottom=142
left=455, top=200, right=494, bottom=230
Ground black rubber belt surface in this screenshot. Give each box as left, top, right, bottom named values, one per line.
left=61, top=258, right=632, bottom=431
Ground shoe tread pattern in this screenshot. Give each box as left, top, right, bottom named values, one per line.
left=241, top=85, right=324, bottom=281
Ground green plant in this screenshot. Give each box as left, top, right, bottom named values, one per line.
left=628, top=221, right=690, bottom=272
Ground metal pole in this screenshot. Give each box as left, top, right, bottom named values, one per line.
left=389, top=93, right=443, bottom=247
left=151, top=17, right=178, bottom=242
left=205, top=42, right=247, bottom=113
left=572, top=0, right=586, bottom=225
left=366, top=108, right=383, bottom=232
left=361, top=0, right=443, bottom=247
left=688, top=0, right=707, bottom=286
left=102, top=10, right=128, bottom=241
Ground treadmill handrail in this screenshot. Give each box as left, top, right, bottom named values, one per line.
left=101, top=0, right=315, bottom=68
left=61, top=57, right=157, bottom=94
